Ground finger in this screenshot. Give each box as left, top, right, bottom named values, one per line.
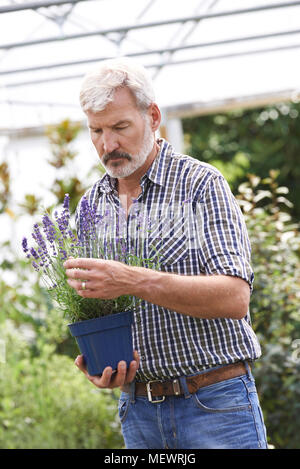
left=66, top=267, right=95, bottom=279
left=125, top=350, right=140, bottom=383
left=64, top=258, right=103, bottom=270
left=74, top=354, right=116, bottom=389
left=109, top=360, right=128, bottom=388
left=67, top=279, right=80, bottom=289
left=75, top=352, right=139, bottom=388
left=65, top=268, right=94, bottom=280
left=75, top=288, right=115, bottom=299
left=125, top=360, right=138, bottom=384
left=133, top=350, right=140, bottom=366
left=75, top=355, right=90, bottom=377
left=67, top=278, right=94, bottom=291
left=95, top=366, right=115, bottom=388
left=77, top=289, right=108, bottom=299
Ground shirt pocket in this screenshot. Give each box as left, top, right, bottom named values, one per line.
left=144, top=212, right=189, bottom=267
left=147, top=234, right=189, bottom=268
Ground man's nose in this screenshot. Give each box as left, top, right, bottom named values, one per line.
left=102, top=131, right=119, bottom=154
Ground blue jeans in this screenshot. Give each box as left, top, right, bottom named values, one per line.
left=118, top=365, right=268, bottom=449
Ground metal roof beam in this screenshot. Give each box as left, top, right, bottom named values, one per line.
left=0, top=0, right=89, bottom=14
left=2, top=28, right=300, bottom=76
left=0, top=98, right=78, bottom=107
left=3, top=41, right=300, bottom=89
left=1, top=1, right=300, bottom=49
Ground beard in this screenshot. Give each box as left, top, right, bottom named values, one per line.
left=102, top=117, right=154, bottom=179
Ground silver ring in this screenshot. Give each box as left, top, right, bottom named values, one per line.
left=81, top=281, right=86, bottom=290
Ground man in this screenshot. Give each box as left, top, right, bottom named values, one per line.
left=64, top=58, right=267, bottom=449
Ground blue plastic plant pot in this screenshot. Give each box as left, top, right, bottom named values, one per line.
left=68, top=310, right=134, bottom=376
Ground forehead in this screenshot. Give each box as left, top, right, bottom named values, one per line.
left=87, top=87, right=141, bottom=127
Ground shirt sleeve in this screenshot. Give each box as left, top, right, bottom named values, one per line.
left=195, top=174, right=254, bottom=292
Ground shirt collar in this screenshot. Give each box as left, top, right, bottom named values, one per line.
left=97, top=138, right=173, bottom=194
left=144, top=138, right=173, bottom=187
left=97, top=173, right=116, bottom=195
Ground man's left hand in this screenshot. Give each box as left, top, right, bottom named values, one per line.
left=63, top=257, right=132, bottom=299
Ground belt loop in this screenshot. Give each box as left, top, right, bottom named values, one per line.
left=129, top=380, right=136, bottom=404
left=244, top=360, right=252, bottom=380
left=178, top=376, right=191, bottom=399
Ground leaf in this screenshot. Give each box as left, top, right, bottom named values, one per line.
left=269, top=169, right=280, bottom=179
left=5, top=208, right=15, bottom=219
left=248, top=174, right=261, bottom=187
left=277, top=196, right=294, bottom=208
left=253, top=190, right=272, bottom=203
left=276, top=186, right=289, bottom=194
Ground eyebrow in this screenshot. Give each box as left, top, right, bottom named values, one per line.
left=89, top=120, right=130, bottom=130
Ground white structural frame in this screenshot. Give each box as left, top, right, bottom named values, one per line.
left=1, top=0, right=300, bottom=139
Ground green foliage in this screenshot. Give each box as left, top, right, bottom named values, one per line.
left=183, top=101, right=300, bottom=221
left=184, top=102, right=300, bottom=453
left=1, top=116, right=300, bottom=449
left=52, top=178, right=86, bottom=213
left=19, top=194, right=42, bottom=216
left=0, top=162, right=10, bottom=214
left=0, top=242, right=78, bottom=359
left=1, top=119, right=125, bottom=449
left=46, top=119, right=87, bottom=212
left=46, top=119, right=82, bottom=169
left=237, top=172, right=300, bottom=449
left=0, top=323, right=123, bottom=449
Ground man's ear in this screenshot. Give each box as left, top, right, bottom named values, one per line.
left=148, top=103, right=161, bottom=132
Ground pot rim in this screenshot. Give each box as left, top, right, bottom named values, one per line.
left=67, top=309, right=133, bottom=336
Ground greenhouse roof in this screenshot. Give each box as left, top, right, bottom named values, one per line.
left=1, top=0, right=300, bottom=131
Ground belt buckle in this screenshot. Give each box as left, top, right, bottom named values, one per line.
left=146, top=380, right=165, bottom=403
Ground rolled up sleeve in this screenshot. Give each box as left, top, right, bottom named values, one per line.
left=196, top=175, right=254, bottom=292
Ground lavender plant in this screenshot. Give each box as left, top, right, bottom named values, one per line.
left=22, top=194, right=157, bottom=323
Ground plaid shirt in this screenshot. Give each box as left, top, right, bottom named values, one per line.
left=76, top=138, right=261, bottom=382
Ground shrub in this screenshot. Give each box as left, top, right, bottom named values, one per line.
left=0, top=323, right=123, bottom=449
left=237, top=172, right=300, bottom=449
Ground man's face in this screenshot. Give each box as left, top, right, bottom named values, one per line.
left=87, top=87, right=155, bottom=179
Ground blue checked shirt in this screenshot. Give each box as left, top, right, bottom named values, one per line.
left=76, top=138, right=261, bottom=382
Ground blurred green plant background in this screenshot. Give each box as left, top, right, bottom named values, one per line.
left=0, top=102, right=300, bottom=449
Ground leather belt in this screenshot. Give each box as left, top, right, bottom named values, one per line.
left=122, top=362, right=248, bottom=403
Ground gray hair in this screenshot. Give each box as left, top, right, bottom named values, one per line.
left=79, top=57, right=155, bottom=113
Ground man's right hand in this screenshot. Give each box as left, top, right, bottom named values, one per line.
left=74, top=351, right=140, bottom=389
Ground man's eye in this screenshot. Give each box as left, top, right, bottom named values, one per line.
left=115, top=126, right=128, bottom=131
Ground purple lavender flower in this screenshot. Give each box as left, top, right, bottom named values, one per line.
left=42, top=215, right=56, bottom=244
left=63, top=193, right=70, bottom=210
left=31, top=261, right=39, bottom=271
left=78, top=196, right=100, bottom=256
left=41, top=215, right=59, bottom=258
left=30, top=247, right=40, bottom=260
left=32, top=223, right=48, bottom=254
left=22, top=237, right=29, bottom=253
left=58, top=248, right=67, bottom=261
left=68, top=229, right=76, bottom=241
left=46, top=194, right=70, bottom=241
left=21, top=190, right=146, bottom=321
left=23, top=194, right=79, bottom=284
left=57, top=210, right=70, bottom=239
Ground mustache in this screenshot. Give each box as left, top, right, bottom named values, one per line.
left=103, top=151, right=132, bottom=165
